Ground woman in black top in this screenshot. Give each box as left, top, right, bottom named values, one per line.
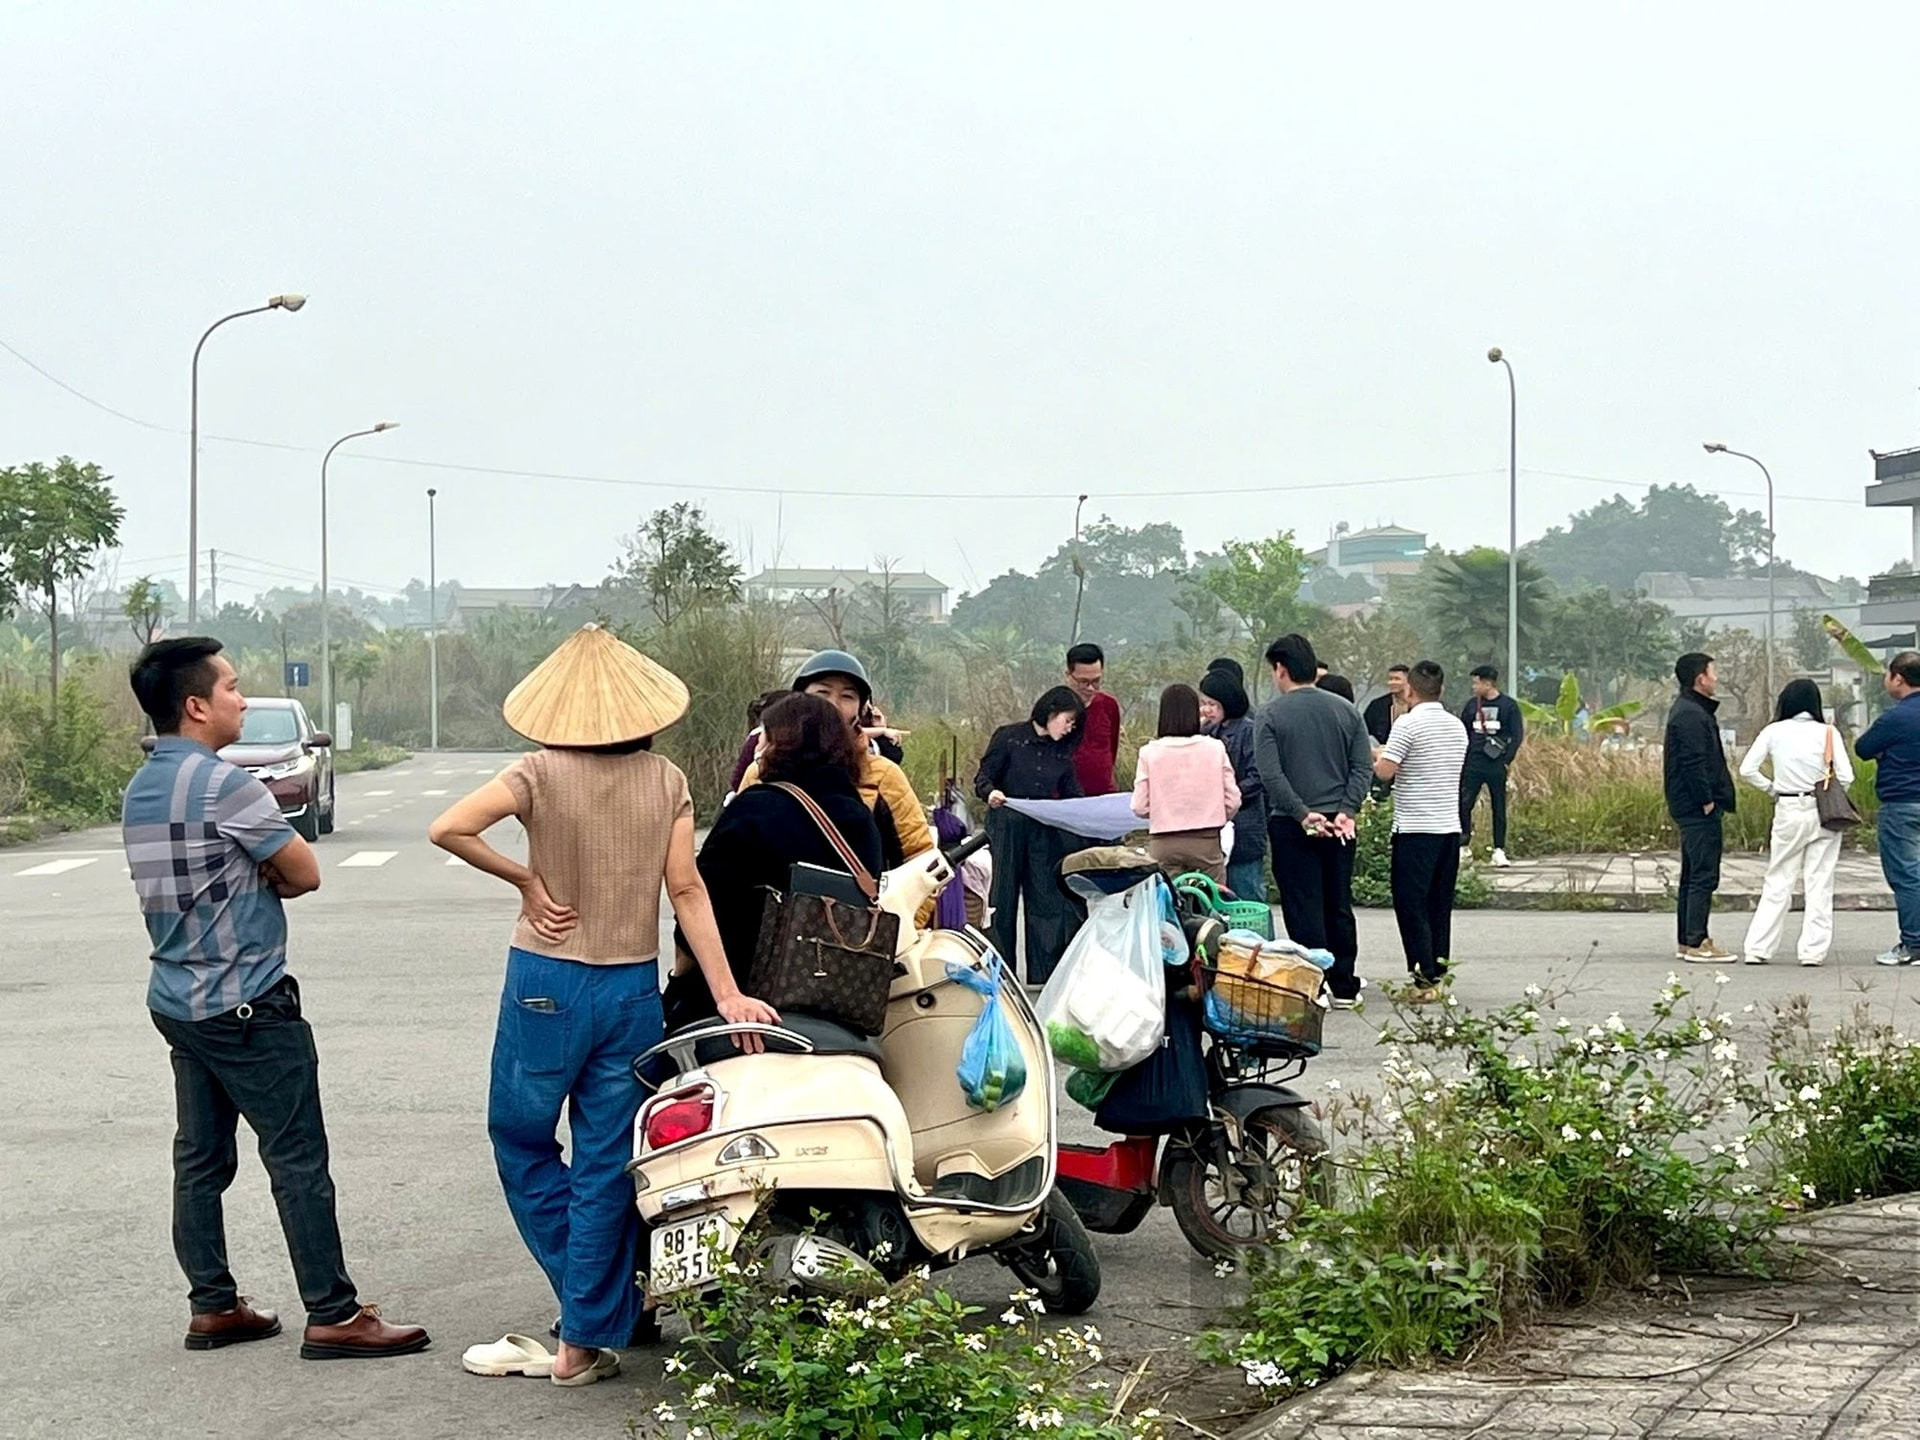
left=670, top=694, right=883, bottom=1024
left=975, top=686, right=1086, bottom=985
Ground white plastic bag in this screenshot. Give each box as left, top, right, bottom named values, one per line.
left=1036, top=876, right=1169, bottom=1072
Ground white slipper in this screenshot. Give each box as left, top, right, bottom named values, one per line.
left=551, top=1347, right=621, bottom=1387
left=461, top=1334, right=555, bottom=1378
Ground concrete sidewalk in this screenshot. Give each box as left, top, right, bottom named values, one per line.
left=1237, top=1192, right=1920, bottom=1438
left=1480, top=849, right=1893, bottom=911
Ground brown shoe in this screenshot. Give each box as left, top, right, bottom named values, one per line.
left=300, top=1303, right=430, bottom=1360
left=185, top=1299, right=282, bottom=1351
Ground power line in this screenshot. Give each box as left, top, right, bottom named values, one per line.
left=0, top=333, right=1876, bottom=508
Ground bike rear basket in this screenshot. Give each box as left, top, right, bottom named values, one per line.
left=1197, top=958, right=1324, bottom=1057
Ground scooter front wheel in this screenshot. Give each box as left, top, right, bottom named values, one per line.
left=1165, top=1104, right=1332, bottom=1259
left=997, top=1190, right=1102, bottom=1316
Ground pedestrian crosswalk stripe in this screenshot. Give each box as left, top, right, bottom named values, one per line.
left=365, top=789, right=393, bottom=797
left=338, top=851, right=399, bottom=868
left=15, top=857, right=99, bottom=877
left=423, top=789, right=448, bottom=796
left=446, top=855, right=468, bottom=866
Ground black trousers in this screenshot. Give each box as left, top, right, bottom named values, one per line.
left=1267, top=816, right=1360, bottom=1000
left=1391, top=832, right=1460, bottom=983
left=1459, top=756, right=1510, bottom=849
left=985, top=808, right=1079, bottom=985
left=149, top=977, right=360, bottom=1324
left=1675, top=812, right=1725, bottom=947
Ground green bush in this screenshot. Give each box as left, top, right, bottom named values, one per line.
left=1764, top=997, right=1920, bottom=1205
left=333, top=742, right=410, bottom=775
left=642, top=1264, right=1162, bottom=1440
left=0, top=666, right=140, bottom=822
left=1217, top=976, right=1783, bottom=1398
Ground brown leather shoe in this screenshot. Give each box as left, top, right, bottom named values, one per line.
left=185, top=1299, right=282, bottom=1351
left=300, top=1303, right=430, bottom=1360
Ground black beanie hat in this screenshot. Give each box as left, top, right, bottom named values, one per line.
left=1198, top=668, right=1250, bottom=720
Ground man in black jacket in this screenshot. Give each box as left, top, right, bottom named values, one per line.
left=1664, top=652, right=1738, bottom=962
left=1459, top=665, right=1524, bottom=867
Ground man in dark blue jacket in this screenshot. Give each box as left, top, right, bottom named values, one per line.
left=1664, top=652, right=1737, bottom=962
left=1855, top=649, right=1920, bottom=965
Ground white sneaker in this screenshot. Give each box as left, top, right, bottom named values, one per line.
left=1874, top=946, right=1916, bottom=967
left=1799, top=957, right=1825, bottom=967
left=1328, top=977, right=1369, bottom=1011
left=1743, top=954, right=1767, bottom=965
left=1490, top=848, right=1511, bottom=869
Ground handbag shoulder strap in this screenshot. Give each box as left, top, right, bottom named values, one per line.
left=771, top=782, right=877, bottom=900
left=1823, top=724, right=1837, bottom=779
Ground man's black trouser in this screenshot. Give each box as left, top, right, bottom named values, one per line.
left=1675, top=812, right=1725, bottom=948
left=985, top=807, right=1079, bottom=986
left=149, top=976, right=360, bottom=1324
left=1267, top=816, right=1360, bottom=1000
left=1391, top=832, right=1460, bottom=984
left=1459, top=755, right=1510, bottom=849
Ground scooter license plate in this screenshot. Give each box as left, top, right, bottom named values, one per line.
left=650, top=1213, right=735, bottom=1296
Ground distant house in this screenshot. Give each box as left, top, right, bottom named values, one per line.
left=448, top=584, right=604, bottom=631
left=746, top=568, right=949, bottom=624
left=1633, top=572, right=1861, bottom=635
left=1305, top=524, right=1428, bottom=586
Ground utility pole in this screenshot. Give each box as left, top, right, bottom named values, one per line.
left=208, top=549, right=218, bottom=615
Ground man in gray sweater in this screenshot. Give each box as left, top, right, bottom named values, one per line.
left=1254, top=633, right=1374, bottom=1006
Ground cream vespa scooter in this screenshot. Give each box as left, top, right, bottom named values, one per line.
left=628, top=836, right=1100, bottom=1315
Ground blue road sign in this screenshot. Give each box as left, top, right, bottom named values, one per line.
left=285, top=661, right=310, bottom=688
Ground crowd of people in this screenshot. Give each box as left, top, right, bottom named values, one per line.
left=115, top=621, right=1920, bottom=1387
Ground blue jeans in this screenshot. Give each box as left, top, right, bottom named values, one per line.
left=1226, top=857, right=1269, bottom=906
left=489, top=948, right=662, bottom=1350
left=1877, top=801, right=1920, bottom=949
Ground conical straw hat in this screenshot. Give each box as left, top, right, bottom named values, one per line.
left=502, top=624, right=690, bottom=746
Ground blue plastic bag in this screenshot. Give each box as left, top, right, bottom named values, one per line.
left=949, top=954, right=1028, bottom=1112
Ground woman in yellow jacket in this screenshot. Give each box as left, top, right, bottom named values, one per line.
left=737, top=650, right=933, bottom=867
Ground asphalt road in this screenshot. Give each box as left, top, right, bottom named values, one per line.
left=3, top=752, right=1915, bottom=1439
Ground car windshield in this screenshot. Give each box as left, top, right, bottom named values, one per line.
left=239, top=708, right=302, bottom=746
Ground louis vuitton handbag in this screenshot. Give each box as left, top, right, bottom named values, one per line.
left=748, top=783, right=901, bottom=1035
left=1815, top=725, right=1862, bottom=832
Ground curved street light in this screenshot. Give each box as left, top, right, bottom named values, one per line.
left=1488, top=348, right=1518, bottom=687
left=319, top=422, right=400, bottom=735
left=1704, top=442, right=1776, bottom=703
left=187, top=295, right=307, bottom=623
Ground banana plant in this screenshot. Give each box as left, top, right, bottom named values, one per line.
left=1517, top=672, right=1642, bottom=737
left=1821, top=614, right=1881, bottom=675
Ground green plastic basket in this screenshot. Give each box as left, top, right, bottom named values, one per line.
left=1172, top=872, right=1274, bottom=939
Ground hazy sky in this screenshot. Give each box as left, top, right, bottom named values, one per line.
left=4, top=2, right=1917, bottom=608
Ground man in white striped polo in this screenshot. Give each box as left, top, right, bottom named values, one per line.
left=1372, top=660, right=1470, bottom=1003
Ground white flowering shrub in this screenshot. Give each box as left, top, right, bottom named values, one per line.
left=1764, top=996, right=1920, bottom=1205
left=634, top=1257, right=1161, bottom=1440
left=1214, top=975, right=1787, bottom=1400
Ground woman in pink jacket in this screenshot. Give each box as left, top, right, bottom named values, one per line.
left=1132, top=683, right=1240, bottom=883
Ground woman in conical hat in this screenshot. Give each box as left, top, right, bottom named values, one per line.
left=429, top=624, right=776, bottom=1385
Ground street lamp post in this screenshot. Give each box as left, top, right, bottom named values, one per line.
left=1068, top=492, right=1090, bottom=646
left=1487, top=348, right=1518, bottom=688
left=188, top=295, right=306, bottom=624
left=427, top=487, right=440, bottom=751
left=319, top=422, right=400, bottom=739
left=1704, top=442, right=1776, bottom=702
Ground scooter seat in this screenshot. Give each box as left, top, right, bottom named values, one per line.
left=665, top=1011, right=886, bottom=1071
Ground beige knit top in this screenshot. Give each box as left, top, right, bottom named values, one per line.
left=501, top=747, right=694, bottom=964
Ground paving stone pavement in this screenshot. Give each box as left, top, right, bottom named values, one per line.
left=1235, top=1193, right=1920, bottom=1439
left=1481, top=850, right=1893, bottom=912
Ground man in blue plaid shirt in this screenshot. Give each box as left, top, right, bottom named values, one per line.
left=124, top=637, right=427, bottom=1362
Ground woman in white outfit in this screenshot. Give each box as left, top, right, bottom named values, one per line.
left=1739, top=679, right=1854, bottom=966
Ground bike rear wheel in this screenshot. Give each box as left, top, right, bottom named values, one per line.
left=1165, top=1105, right=1331, bottom=1259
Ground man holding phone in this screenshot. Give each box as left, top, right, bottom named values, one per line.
left=124, top=638, right=427, bottom=1361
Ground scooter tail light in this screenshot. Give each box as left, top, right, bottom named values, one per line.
left=644, top=1088, right=715, bottom=1149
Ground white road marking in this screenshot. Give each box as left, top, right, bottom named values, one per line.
left=433, top=769, right=456, bottom=776
left=472, top=767, right=494, bottom=775
left=15, top=857, right=99, bottom=877
left=422, top=789, right=448, bottom=797
left=446, top=855, right=469, bottom=867
left=338, top=851, right=398, bottom=868
left=364, top=789, right=393, bottom=797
